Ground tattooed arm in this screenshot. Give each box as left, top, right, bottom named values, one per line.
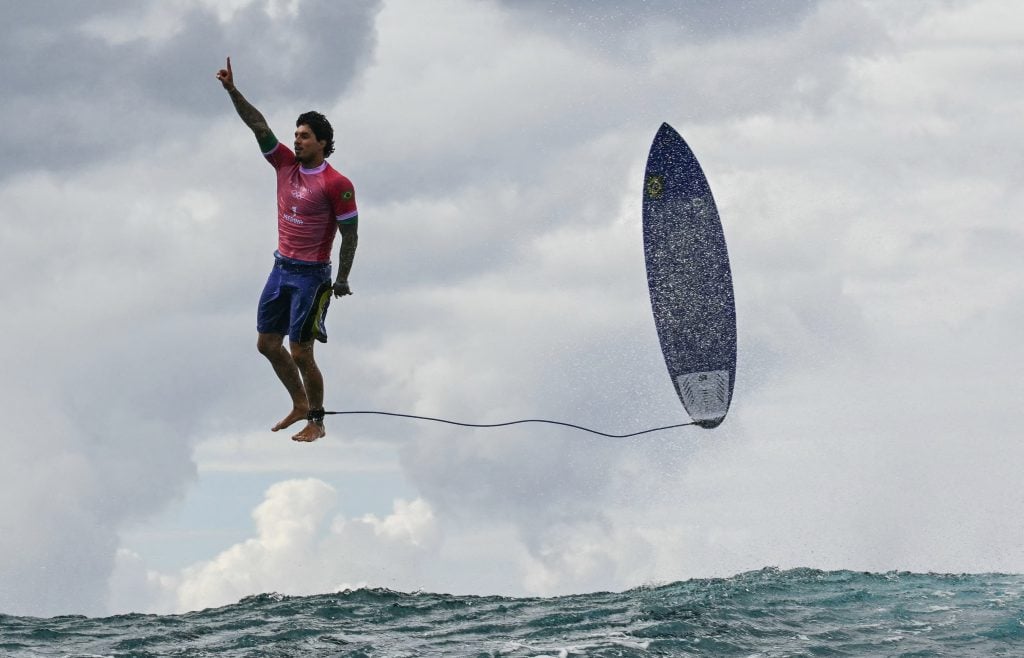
left=333, top=222, right=359, bottom=297
left=216, top=57, right=277, bottom=151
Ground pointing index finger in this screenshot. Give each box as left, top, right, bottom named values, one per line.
left=226, top=56, right=232, bottom=74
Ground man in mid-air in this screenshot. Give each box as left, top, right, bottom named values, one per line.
left=216, top=57, right=358, bottom=443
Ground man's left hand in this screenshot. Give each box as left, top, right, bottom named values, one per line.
left=333, top=280, right=352, bottom=298
left=216, top=57, right=234, bottom=90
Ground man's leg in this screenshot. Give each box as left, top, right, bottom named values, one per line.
left=289, top=340, right=326, bottom=442
left=257, top=332, right=311, bottom=431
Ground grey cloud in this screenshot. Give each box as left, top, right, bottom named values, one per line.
left=151, top=1, right=382, bottom=110
left=499, top=0, right=819, bottom=50
left=0, top=0, right=384, bottom=615
left=345, top=1, right=890, bottom=216
left=0, top=379, right=197, bottom=615
left=4, top=0, right=1024, bottom=613
left=0, top=0, right=381, bottom=180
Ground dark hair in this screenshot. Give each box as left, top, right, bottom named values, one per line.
left=296, top=111, right=335, bottom=157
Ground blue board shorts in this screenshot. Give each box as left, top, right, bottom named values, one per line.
left=257, top=253, right=333, bottom=343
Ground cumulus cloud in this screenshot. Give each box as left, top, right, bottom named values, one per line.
left=0, top=0, right=382, bottom=616
left=348, top=0, right=1024, bottom=595
left=2, top=0, right=1023, bottom=616
left=117, top=479, right=440, bottom=612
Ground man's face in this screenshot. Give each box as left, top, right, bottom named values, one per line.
left=294, top=124, right=325, bottom=165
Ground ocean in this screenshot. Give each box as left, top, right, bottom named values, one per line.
left=2, top=568, right=1021, bottom=657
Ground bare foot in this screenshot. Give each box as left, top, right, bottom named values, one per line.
left=272, top=406, right=309, bottom=432
left=292, top=420, right=326, bottom=443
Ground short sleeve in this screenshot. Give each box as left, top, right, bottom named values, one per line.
left=331, top=176, right=358, bottom=224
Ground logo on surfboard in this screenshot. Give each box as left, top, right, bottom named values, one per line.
left=645, top=175, right=664, bottom=199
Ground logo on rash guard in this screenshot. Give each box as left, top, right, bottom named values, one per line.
left=283, top=205, right=304, bottom=225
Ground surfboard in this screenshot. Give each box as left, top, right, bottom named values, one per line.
left=642, top=123, right=737, bottom=428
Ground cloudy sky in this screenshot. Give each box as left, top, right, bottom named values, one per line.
left=1, top=0, right=1022, bottom=617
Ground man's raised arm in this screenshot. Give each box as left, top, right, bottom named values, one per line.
left=216, top=57, right=277, bottom=152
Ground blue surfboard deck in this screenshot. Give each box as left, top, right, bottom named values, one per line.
left=642, top=123, right=736, bottom=428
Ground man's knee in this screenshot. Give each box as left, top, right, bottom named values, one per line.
left=290, top=340, right=316, bottom=368
left=257, top=333, right=284, bottom=357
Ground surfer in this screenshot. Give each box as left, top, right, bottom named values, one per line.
left=216, top=57, right=359, bottom=443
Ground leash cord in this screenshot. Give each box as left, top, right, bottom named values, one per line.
left=321, top=410, right=696, bottom=438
